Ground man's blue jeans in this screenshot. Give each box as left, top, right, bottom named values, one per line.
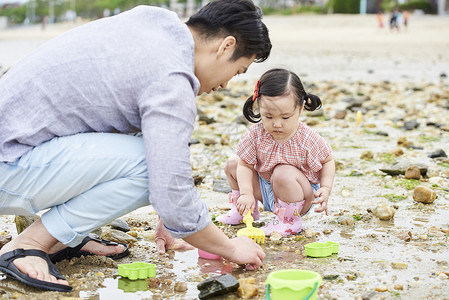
left=0, top=133, right=149, bottom=247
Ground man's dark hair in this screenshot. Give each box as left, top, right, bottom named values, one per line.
left=186, top=0, right=271, bottom=63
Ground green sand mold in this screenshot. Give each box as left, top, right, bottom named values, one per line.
left=304, top=241, right=339, bottom=258
left=118, top=262, right=156, bottom=280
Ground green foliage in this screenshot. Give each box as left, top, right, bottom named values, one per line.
left=333, top=0, right=359, bottom=14
left=261, top=5, right=324, bottom=16
left=352, top=214, right=362, bottom=221
left=377, top=152, right=397, bottom=164
left=0, top=5, right=27, bottom=24
left=394, top=179, right=420, bottom=190
left=380, top=193, right=408, bottom=202
left=399, top=0, right=436, bottom=14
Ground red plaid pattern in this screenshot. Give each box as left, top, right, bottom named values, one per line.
left=236, top=122, right=332, bottom=184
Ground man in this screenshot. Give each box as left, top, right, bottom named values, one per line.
left=0, top=0, right=271, bottom=291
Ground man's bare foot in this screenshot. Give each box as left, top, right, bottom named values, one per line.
left=0, top=240, right=69, bottom=286
left=49, top=239, right=126, bottom=257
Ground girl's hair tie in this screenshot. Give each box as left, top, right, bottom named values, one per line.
left=304, top=92, right=309, bottom=100
left=252, top=80, right=260, bottom=101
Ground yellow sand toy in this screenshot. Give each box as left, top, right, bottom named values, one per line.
left=237, top=210, right=265, bottom=244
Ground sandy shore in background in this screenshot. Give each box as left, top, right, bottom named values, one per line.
left=1, top=14, right=449, bottom=83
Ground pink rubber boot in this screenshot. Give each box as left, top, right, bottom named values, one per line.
left=262, top=199, right=304, bottom=236
left=216, top=193, right=260, bottom=225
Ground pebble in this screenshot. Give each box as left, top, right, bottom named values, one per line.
left=413, top=186, right=437, bottom=204
left=405, top=165, right=421, bottom=180
left=237, top=277, right=259, bottom=298
left=174, top=281, right=187, bottom=292
left=391, top=262, right=408, bottom=269
left=371, top=203, right=395, bottom=221
left=375, top=286, right=388, bottom=292
left=109, top=218, right=130, bottom=232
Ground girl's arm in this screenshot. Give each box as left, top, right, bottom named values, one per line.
left=236, top=158, right=257, bottom=215
left=312, top=155, right=335, bottom=215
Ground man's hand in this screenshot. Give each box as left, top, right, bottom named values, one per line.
left=224, top=236, right=265, bottom=270
left=155, top=219, right=194, bottom=254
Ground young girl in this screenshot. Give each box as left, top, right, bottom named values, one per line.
left=216, top=68, right=335, bottom=236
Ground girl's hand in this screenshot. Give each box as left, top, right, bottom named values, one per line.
left=236, top=194, right=255, bottom=216
left=312, top=187, right=331, bottom=216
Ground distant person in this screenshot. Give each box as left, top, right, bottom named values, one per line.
left=41, top=15, right=49, bottom=30
left=389, top=9, right=400, bottom=32
left=216, top=68, right=335, bottom=236
left=377, top=11, right=384, bottom=28
left=403, top=10, right=409, bottom=30
left=0, top=0, right=271, bottom=292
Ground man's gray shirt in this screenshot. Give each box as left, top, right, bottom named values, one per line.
left=0, top=6, right=211, bottom=238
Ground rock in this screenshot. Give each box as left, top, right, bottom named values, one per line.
left=197, top=274, right=239, bottom=299
left=376, top=131, right=389, bottom=136
left=237, top=277, right=259, bottom=298
left=100, top=228, right=137, bottom=244
left=391, top=262, right=408, bottom=269
left=428, top=149, right=447, bottom=158
left=270, top=231, right=282, bottom=244
left=142, top=230, right=155, bottom=241
left=397, top=136, right=413, bottom=147
left=394, top=284, right=404, bottom=290
left=334, top=110, right=347, bottom=119
left=304, top=228, right=316, bottom=238
left=14, top=215, right=40, bottom=234
left=339, top=217, right=355, bottom=226
left=375, top=286, right=388, bottom=292
left=0, top=235, right=12, bottom=249
left=174, top=281, right=187, bottom=292
left=212, top=179, right=231, bottom=193
left=380, top=161, right=427, bottom=177
left=427, top=167, right=440, bottom=178
left=403, top=120, right=419, bottom=130
left=390, top=148, right=404, bottom=156
left=405, top=166, right=421, bottom=180
left=396, top=231, right=412, bottom=242
left=110, top=218, right=130, bottom=232
left=361, top=151, right=373, bottom=160
left=371, top=203, right=395, bottom=221
left=413, top=186, right=437, bottom=204
left=193, top=174, right=205, bottom=186
left=203, top=138, right=216, bottom=146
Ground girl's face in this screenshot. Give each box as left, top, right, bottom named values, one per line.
left=259, top=93, right=302, bottom=143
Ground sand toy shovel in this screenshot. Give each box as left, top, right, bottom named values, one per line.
left=237, top=210, right=265, bottom=244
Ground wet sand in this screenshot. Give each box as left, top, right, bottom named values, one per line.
left=1, top=13, right=449, bottom=300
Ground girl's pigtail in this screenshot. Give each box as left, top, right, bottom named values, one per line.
left=243, top=96, right=261, bottom=123
left=304, top=93, right=322, bottom=111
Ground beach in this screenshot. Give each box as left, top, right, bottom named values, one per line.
left=0, top=12, right=449, bottom=300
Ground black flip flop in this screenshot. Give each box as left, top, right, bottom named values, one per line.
left=0, top=248, right=72, bottom=292
left=49, top=236, right=129, bottom=264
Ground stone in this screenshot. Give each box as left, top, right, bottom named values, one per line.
left=0, top=235, right=12, bottom=249
left=212, top=179, right=231, bottom=193
left=174, top=281, right=187, bottom=292
left=390, top=148, right=404, bottom=156
left=334, top=110, right=347, bottom=119
left=197, top=274, right=239, bottom=299
left=405, top=166, right=421, bottom=180
left=100, top=228, right=137, bottom=244
left=237, top=277, right=259, bottom=298
left=403, top=120, right=419, bottom=130
left=428, top=149, right=447, bottom=158
left=397, top=137, right=413, bottom=147
left=14, top=215, right=40, bottom=234
left=413, top=186, right=437, bottom=204
left=371, top=203, right=395, bottom=221
left=426, top=167, right=440, bottom=178
left=361, top=151, right=373, bottom=160
left=380, top=161, right=427, bottom=177
left=391, top=262, right=408, bottom=269
left=110, top=218, right=130, bottom=232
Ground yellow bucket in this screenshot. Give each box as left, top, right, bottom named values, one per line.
left=265, top=269, right=322, bottom=300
